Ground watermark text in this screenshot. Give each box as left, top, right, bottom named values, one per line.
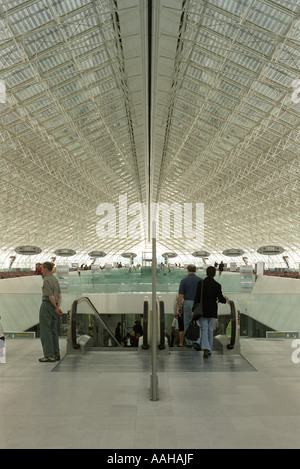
left=96, top=194, right=204, bottom=242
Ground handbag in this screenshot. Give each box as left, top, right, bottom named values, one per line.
left=193, top=279, right=204, bottom=320
left=185, top=320, right=200, bottom=341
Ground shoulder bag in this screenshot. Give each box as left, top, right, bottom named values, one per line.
left=193, top=279, right=204, bottom=320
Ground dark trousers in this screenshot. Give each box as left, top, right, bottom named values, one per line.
left=39, top=301, right=60, bottom=357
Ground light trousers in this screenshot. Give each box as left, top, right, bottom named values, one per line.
left=200, top=317, right=215, bottom=351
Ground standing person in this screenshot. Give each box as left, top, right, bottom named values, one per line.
left=193, top=266, right=229, bottom=358
left=219, top=261, right=224, bottom=276
left=115, top=321, right=122, bottom=344
left=170, top=313, right=179, bottom=347
left=177, top=264, right=201, bottom=350
left=39, top=262, right=62, bottom=362
left=130, top=330, right=138, bottom=347
left=35, top=263, right=42, bottom=275
left=0, top=315, right=5, bottom=363
left=133, top=320, right=143, bottom=337
left=174, top=294, right=184, bottom=347
left=171, top=296, right=179, bottom=347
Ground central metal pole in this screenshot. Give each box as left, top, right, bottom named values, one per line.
left=151, top=220, right=158, bottom=400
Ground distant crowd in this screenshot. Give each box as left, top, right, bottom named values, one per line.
left=0, top=263, right=299, bottom=280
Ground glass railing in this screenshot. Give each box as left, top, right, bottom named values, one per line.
left=65, top=268, right=251, bottom=294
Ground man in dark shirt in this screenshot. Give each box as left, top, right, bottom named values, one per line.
left=193, top=265, right=229, bottom=358
left=39, top=262, right=62, bottom=362
left=177, top=264, right=201, bottom=349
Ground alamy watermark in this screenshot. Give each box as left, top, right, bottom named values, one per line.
left=291, top=339, right=300, bottom=364
left=291, top=79, right=300, bottom=104
left=0, top=339, right=5, bottom=364
left=0, top=80, right=6, bottom=104
left=96, top=194, right=204, bottom=243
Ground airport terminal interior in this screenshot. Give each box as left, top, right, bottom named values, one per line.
left=0, top=0, right=300, bottom=450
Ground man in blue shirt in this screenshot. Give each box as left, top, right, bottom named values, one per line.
left=177, top=265, right=201, bottom=349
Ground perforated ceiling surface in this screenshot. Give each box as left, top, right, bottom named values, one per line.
left=0, top=0, right=299, bottom=266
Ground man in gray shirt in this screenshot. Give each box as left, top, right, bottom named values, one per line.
left=39, top=262, right=62, bottom=362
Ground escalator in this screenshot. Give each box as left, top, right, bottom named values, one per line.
left=67, top=295, right=166, bottom=354
left=141, top=296, right=166, bottom=350
left=66, top=295, right=239, bottom=355
left=227, top=300, right=238, bottom=350
left=214, top=300, right=240, bottom=353
left=142, top=297, right=149, bottom=349
left=158, top=298, right=165, bottom=350
left=67, top=296, right=121, bottom=353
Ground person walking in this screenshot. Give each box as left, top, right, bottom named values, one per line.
left=115, top=322, right=122, bottom=344
left=0, top=315, right=5, bottom=363
left=39, top=262, right=62, bottom=362
left=173, top=294, right=184, bottom=347
left=177, top=264, right=201, bottom=349
left=193, top=266, right=229, bottom=358
left=170, top=313, right=179, bottom=347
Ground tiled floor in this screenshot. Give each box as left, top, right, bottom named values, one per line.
left=1, top=337, right=300, bottom=449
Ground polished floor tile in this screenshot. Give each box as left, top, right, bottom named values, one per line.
left=1, top=337, right=300, bottom=449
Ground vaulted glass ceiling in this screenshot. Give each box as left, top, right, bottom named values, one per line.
left=0, top=0, right=299, bottom=267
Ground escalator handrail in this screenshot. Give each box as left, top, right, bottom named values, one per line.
left=70, top=296, right=121, bottom=349
left=227, top=300, right=237, bottom=350
left=142, top=297, right=165, bottom=349
left=142, top=300, right=149, bottom=349
left=158, top=300, right=165, bottom=350
left=70, top=299, right=80, bottom=349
